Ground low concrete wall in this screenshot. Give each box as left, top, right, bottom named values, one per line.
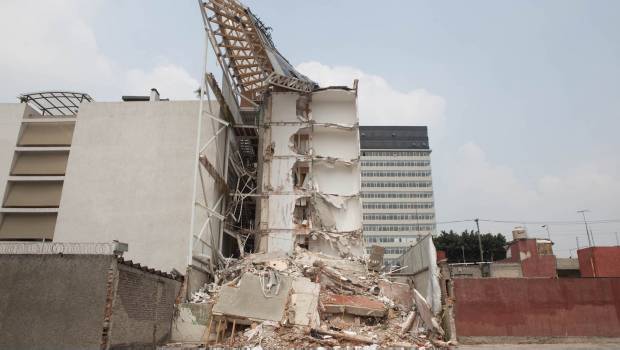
left=454, top=278, right=620, bottom=339
left=0, top=254, right=181, bottom=350
left=0, top=254, right=113, bottom=350
left=491, top=263, right=522, bottom=277
left=450, top=263, right=522, bottom=278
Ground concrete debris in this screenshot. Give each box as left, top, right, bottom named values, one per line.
left=413, top=287, right=445, bottom=336
left=166, top=249, right=452, bottom=349
left=322, top=294, right=387, bottom=317
left=211, top=272, right=292, bottom=324
left=289, top=277, right=321, bottom=328
left=189, top=283, right=217, bottom=303
left=368, top=245, right=385, bottom=272
left=379, top=279, right=414, bottom=310
left=309, top=230, right=364, bottom=258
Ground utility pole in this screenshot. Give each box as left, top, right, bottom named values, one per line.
left=475, top=218, right=483, bottom=262
left=615, top=232, right=619, bottom=246
left=576, top=236, right=580, bottom=250
left=461, top=245, right=466, bottom=263
left=577, top=209, right=592, bottom=247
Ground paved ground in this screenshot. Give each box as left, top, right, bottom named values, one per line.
left=460, top=344, right=620, bottom=349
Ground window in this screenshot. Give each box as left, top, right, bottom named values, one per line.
left=364, top=235, right=422, bottom=244
left=363, top=213, right=435, bottom=221
left=361, top=170, right=432, bottom=177
left=361, top=160, right=431, bottom=167
left=360, top=192, right=434, bottom=199
left=364, top=224, right=436, bottom=232
left=361, top=181, right=433, bottom=188
left=362, top=202, right=434, bottom=210
left=361, top=151, right=431, bottom=157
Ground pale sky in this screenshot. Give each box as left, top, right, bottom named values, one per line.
left=1, top=0, right=619, bottom=257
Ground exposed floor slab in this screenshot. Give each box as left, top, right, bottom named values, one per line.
left=211, top=272, right=292, bottom=324
left=322, top=293, right=387, bottom=317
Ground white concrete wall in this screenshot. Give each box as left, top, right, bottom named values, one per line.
left=312, top=127, right=359, bottom=161
left=0, top=104, right=25, bottom=203
left=55, top=101, right=221, bottom=273
left=312, top=162, right=360, bottom=196
left=261, top=89, right=363, bottom=257
left=310, top=90, right=357, bottom=126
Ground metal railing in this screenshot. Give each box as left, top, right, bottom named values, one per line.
left=0, top=241, right=127, bottom=256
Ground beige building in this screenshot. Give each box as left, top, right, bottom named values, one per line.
left=0, top=91, right=234, bottom=286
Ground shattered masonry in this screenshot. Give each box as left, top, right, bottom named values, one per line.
left=258, top=89, right=364, bottom=258
left=163, top=0, right=455, bottom=348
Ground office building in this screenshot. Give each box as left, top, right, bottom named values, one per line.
left=360, top=126, right=436, bottom=264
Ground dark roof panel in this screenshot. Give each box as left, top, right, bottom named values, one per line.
left=359, top=126, right=429, bottom=150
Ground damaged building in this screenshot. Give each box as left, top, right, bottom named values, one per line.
left=0, top=0, right=453, bottom=349
left=258, top=87, right=364, bottom=258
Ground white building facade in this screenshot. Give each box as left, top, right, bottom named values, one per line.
left=360, top=126, right=436, bottom=264
left=257, top=88, right=364, bottom=258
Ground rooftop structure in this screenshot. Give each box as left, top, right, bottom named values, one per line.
left=19, top=91, right=93, bottom=116
left=360, top=125, right=429, bottom=150
left=199, top=0, right=316, bottom=103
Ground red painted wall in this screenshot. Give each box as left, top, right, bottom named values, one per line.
left=454, top=278, right=620, bottom=337
left=498, top=239, right=557, bottom=278
left=578, top=247, right=620, bottom=277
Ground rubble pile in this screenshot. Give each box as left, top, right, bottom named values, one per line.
left=167, top=247, right=455, bottom=349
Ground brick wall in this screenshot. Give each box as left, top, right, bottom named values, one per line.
left=108, top=264, right=180, bottom=349
left=453, top=278, right=620, bottom=338
left=500, top=239, right=556, bottom=278
left=578, top=247, right=620, bottom=277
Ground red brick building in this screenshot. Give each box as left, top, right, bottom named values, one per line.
left=578, top=246, right=620, bottom=277
left=498, top=237, right=557, bottom=278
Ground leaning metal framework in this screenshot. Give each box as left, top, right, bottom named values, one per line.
left=191, top=0, right=326, bottom=272
left=199, top=0, right=316, bottom=103
left=19, top=91, right=93, bottom=116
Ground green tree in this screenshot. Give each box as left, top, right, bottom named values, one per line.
left=433, top=230, right=507, bottom=263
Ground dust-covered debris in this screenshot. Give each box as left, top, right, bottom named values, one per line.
left=165, top=247, right=455, bottom=349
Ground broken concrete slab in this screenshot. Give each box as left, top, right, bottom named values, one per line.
left=289, top=277, right=320, bottom=328
left=379, top=280, right=413, bottom=310
left=368, top=245, right=384, bottom=272
left=170, top=303, right=213, bottom=343
left=247, top=251, right=290, bottom=271
left=413, top=288, right=444, bottom=335
left=294, top=249, right=367, bottom=274
left=211, top=272, right=292, bottom=324
left=322, top=294, right=387, bottom=317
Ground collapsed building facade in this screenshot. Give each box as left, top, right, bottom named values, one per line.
left=196, top=0, right=365, bottom=261
left=0, top=0, right=451, bottom=348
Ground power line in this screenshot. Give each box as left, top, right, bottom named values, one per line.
left=435, top=218, right=620, bottom=225
left=435, top=219, right=620, bottom=225
left=435, top=219, right=474, bottom=225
